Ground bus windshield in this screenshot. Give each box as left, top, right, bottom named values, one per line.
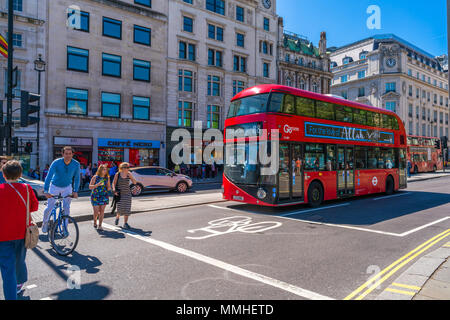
left=228, top=94, right=269, bottom=118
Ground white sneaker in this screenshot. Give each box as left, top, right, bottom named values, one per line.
left=42, top=223, right=48, bottom=233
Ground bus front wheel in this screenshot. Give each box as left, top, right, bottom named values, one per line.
left=308, top=181, right=323, bottom=208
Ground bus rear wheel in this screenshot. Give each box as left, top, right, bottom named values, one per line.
left=385, top=176, right=394, bottom=195
left=308, top=181, right=323, bottom=208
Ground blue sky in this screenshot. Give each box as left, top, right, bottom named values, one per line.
left=277, top=0, right=448, bottom=56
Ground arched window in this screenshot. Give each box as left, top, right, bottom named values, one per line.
left=299, top=79, right=306, bottom=90
left=359, top=51, right=368, bottom=60
left=312, top=82, right=318, bottom=93
left=286, top=77, right=292, bottom=87
left=330, top=61, right=337, bottom=69
left=343, top=56, right=353, bottom=65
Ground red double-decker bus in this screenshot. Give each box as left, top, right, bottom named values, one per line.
left=407, top=135, right=442, bottom=174
left=223, top=85, right=408, bottom=207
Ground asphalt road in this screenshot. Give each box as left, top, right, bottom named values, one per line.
left=4, top=176, right=450, bottom=300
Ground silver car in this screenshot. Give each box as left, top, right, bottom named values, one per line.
left=130, top=166, right=193, bottom=196
left=19, top=176, right=46, bottom=200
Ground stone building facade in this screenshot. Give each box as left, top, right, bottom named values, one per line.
left=44, top=0, right=168, bottom=168
left=0, top=0, right=46, bottom=171
left=277, top=18, right=332, bottom=94
left=165, top=0, right=278, bottom=167
left=330, top=34, right=449, bottom=139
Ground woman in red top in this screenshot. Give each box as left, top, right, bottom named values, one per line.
left=0, top=161, right=39, bottom=300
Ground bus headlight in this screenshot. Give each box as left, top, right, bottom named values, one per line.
left=257, top=188, right=267, bottom=199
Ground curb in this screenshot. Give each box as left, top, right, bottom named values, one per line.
left=35, top=199, right=228, bottom=227
left=376, top=245, right=450, bottom=300
left=407, top=174, right=450, bottom=183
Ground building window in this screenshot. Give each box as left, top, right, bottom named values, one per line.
left=343, top=57, right=353, bottom=65
left=183, top=16, right=193, bottom=33
left=134, top=25, right=151, bottom=46
left=263, top=63, right=269, bottom=78
left=233, top=55, right=247, bottom=73
left=358, top=87, right=365, bottom=97
left=208, top=49, right=222, bottom=67
left=67, top=10, right=89, bottom=32
left=408, top=69, right=412, bottom=76
left=133, top=59, right=151, bottom=82
left=341, top=75, right=347, bottom=83
left=206, top=0, right=225, bottom=15
left=207, top=105, right=221, bottom=129
left=133, top=96, right=150, bottom=120
left=233, top=80, right=245, bottom=96
left=178, top=101, right=193, bottom=127
left=66, top=88, right=88, bottom=115
left=208, top=24, right=223, bottom=41
left=408, top=121, right=413, bottom=135
left=312, top=82, right=318, bottom=93
left=386, top=101, right=396, bottom=113
left=179, top=41, right=196, bottom=61
left=236, top=33, right=245, bottom=47
left=263, top=17, right=270, bottom=31
left=67, top=46, right=89, bottom=72
left=261, top=41, right=269, bottom=54
left=385, top=82, right=396, bottom=93
left=12, top=0, right=22, bottom=11
left=299, top=79, right=306, bottom=90
left=178, top=70, right=194, bottom=92
left=102, top=53, right=121, bottom=77
left=102, top=17, right=122, bottom=39
left=408, top=104, right=413, bottom=117
left=341, top=91, right=348, bottom=99
left=357, top=70, right=365, bottom=79
left=434, top=94, right=437, bottom=104
left=11, top=34, right=22, bottom=48
left=135, top=0, right=151, bottom=7
left=408, top=85, right=413, bottom=96
left=207, top=75, right=221, bottom=96
left=101, top=92, right=121, bottom=118
left=359, top=52, right=367, bottom=60
left=236, top=6, right=244, bottom=22
left=183, top=0, right=193, bottom=4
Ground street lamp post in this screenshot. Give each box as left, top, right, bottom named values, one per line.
left=34, top=54, right=46, bottom=168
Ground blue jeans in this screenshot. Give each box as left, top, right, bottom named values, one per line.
left=0, top=239, right=27, bottom=300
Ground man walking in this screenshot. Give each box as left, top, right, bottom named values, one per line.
left=0, top=156, right=8, bottom=184
left=42, top=146, right=80, bottom=233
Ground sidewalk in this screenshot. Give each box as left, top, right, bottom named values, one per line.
left=407, top=170, right=450, bottom=183
left=377, top=243, right=450, bottom=300
left=32, top=191, right=225, bottom=226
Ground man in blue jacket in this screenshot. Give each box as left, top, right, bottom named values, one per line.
left=42, top=146, right=80, bottom=233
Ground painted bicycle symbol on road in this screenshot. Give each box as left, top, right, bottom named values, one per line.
left=186, top=216, right=282, bottom=240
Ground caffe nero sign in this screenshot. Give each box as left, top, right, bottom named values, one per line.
left=98, top=139, right=160, bottom=149
left=305, top=122, right=394, bottom=144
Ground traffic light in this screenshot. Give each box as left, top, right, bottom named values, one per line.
left=20, top=90, right=40, bottom=127
left=435, top=139, right=441, bottom=150
left=24, top=142, right=32, bottom=153
left=11, top=137, right=18, bottom=154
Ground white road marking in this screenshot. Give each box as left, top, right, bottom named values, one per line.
left=40, top=297, right=52, bottom=300
left=208, top=204, right=450, bottom=238
left=280, top=203, right=351, bottom=217
left=373, top=192, right=411, bottom=201
left=26, top=284, right=37, bottom=290
left=102, top=223, right=334, bottom=300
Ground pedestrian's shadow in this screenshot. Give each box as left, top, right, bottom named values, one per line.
left=122, top=226, right=152, bottom=237
left=17, top=292, right=31, bottom=300
left=47, top=249, right=102, bottom=274
left=96, top=229, right=126, bottom=240
left=52, top=281, right=110, bottom=300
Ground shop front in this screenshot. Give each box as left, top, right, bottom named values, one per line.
left=98, top=138, right=161, bottom=168
left=53, top=137, right=93, bottom=166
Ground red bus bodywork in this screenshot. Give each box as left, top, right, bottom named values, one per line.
left=223, top=85, right=408, bottom=207
left=407, top=135, right=443, bottom=174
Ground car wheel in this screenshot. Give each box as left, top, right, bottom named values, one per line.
left=307, top=181, right=323, bottom=208
left=176, top=182, right=188, bottom=193
left=131, top=184, right=143, bottom=197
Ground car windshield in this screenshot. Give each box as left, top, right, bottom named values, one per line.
left=227, top=94, right=269, bottom=118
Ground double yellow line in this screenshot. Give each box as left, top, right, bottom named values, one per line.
left=345, top=229, right=450, bottom=300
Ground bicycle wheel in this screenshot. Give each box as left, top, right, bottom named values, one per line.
left=49, top=215, right=79, bottom=256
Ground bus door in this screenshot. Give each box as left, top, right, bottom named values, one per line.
left=337, top=146, right=355, bottom=197
left=278, top=143, right=304, bottom=202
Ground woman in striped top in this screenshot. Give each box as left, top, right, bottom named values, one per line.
left=112, top=162, right=137, bottom=229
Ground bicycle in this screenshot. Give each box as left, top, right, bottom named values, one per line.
left=45, top=195, right=79, bottom=256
